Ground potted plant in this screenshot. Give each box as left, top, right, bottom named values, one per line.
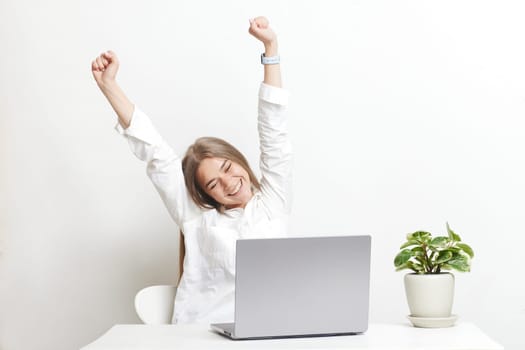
left=394, top=223, right=474, bottom=328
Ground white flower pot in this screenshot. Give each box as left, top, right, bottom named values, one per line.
left=404, top=272, right=454, bottom=318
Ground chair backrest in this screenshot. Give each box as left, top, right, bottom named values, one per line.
left=134, top=285, right=177, bottom=324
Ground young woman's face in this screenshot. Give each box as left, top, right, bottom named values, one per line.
left=196, top=157, right=253, bottom=209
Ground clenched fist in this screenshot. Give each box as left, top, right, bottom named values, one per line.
left=91, top=50, right=119, bottom=86
left=248, top=16, right=277, bottom=47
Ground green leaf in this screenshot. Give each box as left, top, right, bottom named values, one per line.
left=414, top=255, right=426, bottom=265
left=411, top=262, right=425, bottom=273
left=396, top=260, right=422, bottom=273
left=395, top=261, right=413, bottom=272
left=434, top=250, right=453, bottom=264
left=408, top=231, right=432, bottom=244
left=439, top=263, right=453, bottom=271
left=447, top=255, right=471, bottom=272
left=456, top=243, right=474, bottom=258
left=447, top=261, right=470, bottom=272
left=400, top=240, right=419, bottom=249
left=428, top=245, right=439, bottom=253
left=430, top=236, right=449, bottom=249
left=394, top=249, right=413, bottom=268
left=446, top=222, right=461, bottom=242
left=396, top=261, right=424, bottom=273
left=411, top=246, right=426, bottom=256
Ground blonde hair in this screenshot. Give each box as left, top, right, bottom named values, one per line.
left=182, top=137, right=260, bottom=212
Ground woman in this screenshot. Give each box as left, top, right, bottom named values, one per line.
left=91, top=16, right=291, bottom=324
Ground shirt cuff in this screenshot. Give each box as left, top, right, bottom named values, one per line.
left=259, top=82, right=289, bottom=106
left=114, top=122, right=126, bottom=135
left=114, top=105, right=163, bottom=145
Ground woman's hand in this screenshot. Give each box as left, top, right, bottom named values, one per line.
left=248, top=17, right=277, bottom=48
left=91, top=50, right=119, bottom=87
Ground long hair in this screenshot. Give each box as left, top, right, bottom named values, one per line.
left=182, top=137, right=260, bottom=212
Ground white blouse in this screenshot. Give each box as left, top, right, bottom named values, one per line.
left=115, top=82, right=292, bottom=324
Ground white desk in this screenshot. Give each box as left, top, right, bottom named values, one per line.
left=80, top=322, right=503, bottom=350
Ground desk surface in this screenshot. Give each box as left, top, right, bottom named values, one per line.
left=81, top=322, right=503, bottom=350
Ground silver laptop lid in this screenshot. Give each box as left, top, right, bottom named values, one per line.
left=234, top=235, right=371, bottom=338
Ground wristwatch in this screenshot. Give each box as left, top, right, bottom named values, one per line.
left=261, top=53, right=280, bottom=65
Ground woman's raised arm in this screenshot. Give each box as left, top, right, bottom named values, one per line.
left=249, top=17, right=292, bottom=216
left=91, top=51, right=134, bottom=129
left=91, top=50, right=200, bottom=226
left=249, top=17, right=282, bottom=88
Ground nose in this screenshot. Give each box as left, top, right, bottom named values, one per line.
left=219, top=174, right=236, bottom=191
left=219, top=173, right=231, bottom=183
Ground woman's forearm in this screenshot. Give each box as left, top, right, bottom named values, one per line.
left=98, top=81, right=134, bottom=129
left=248, top=17, right=282, bottom=88
left=263, top=41, right=282, bottom=88
left=91, top=51, right=133, bottom=129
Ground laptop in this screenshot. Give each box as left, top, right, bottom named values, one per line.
left=211, top=235, right=371, bottom=340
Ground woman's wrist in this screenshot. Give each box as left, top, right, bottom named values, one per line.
left=97, top=79, right=118, bottom=92
left=264, top=40, right=278, bottom=56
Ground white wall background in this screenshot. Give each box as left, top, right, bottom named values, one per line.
left=1, top=0, right=524, bottom=349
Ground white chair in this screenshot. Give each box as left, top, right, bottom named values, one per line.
left=134, top=285, right=178, bottom=324
left=134, top=232, right=185, bottom=325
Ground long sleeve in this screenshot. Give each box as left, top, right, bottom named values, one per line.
left=115, top=106, right=201, bottom=226
left=257, top=83, right=292, bottom=216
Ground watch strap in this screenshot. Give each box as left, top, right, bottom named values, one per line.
left=260, top=53, right=280, bottom=65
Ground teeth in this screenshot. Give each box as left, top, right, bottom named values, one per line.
left=229, top=180, right=242, bottom=196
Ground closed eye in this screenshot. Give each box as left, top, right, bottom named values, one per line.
left=206, top=178, right=217, bottom=190
left=205, top=160, right=231, bottom=190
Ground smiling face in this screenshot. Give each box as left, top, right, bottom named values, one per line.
left=196, top=157, right=254, bottom=209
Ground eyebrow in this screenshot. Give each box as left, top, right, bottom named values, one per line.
left=205, top=159, right=229, bottom=188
